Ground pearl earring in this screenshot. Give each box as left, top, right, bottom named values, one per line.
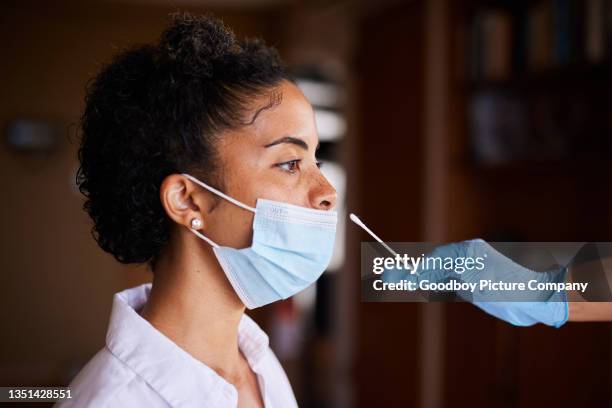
left=190, top=218, right=202, bottom=229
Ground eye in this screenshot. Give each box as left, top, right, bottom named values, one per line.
left=316, top=160, right=323, bottom=169
left=276, top=159, right=300, bottom=173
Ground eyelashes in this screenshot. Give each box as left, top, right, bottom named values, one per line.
left=277, top=159, right=299, bottom=173
left=275, top=159, right=323, bottom=174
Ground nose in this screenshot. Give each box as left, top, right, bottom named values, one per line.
left=310, top=173, right=337, bottom=211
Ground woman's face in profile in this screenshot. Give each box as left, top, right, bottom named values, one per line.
left=203, top=80, right=337, bottom=249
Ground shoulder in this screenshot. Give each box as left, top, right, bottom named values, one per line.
left=57, top=347, right=168, bottom=408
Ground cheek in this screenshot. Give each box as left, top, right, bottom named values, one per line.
left=228, top=162, right=298, bottom=206
left=208, top=204, right=255, bottom=248
left=251, top=172, right=314, bottom=207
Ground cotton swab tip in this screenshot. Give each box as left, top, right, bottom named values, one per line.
left=349, top=212, right=399, bottom=257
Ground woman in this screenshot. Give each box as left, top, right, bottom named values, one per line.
left=62, top=12, right=336, bottom=407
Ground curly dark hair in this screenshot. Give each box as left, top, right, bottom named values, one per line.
left=77, top=12, right=291, bottom=270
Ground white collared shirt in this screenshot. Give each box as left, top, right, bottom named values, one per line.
left=57, top=283, right=298, bottom=407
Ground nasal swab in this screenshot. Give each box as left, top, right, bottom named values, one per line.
left=349, top=213, right=399, bottom=257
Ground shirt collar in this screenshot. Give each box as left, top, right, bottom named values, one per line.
left=105, top=283, right=270, bottom=408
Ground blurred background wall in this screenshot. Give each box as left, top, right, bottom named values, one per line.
left=2, top=0, right=612, bottom=407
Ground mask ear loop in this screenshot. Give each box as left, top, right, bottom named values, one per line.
left=181, top=173, right=257, bottom=213
left=189, top=228, right=220, bottom=249
left=181, top=173, right=257, bottom=249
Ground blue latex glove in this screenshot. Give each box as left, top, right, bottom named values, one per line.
left=383, top=239, right=569, bottom=328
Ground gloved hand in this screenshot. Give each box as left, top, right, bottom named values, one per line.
left=382, top=239, right=569, bottom=328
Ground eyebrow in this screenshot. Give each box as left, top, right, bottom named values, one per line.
left=264, top=136, right=320, bottom=151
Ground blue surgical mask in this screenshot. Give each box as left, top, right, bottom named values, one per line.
left=181, top=173, right=338, bottom=309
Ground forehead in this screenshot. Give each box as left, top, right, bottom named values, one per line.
left=248, top=81, right=317, bottom=143
left=215, top=80, right=319, bottom=159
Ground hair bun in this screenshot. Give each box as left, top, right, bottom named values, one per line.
left=157, top=12, right=239, bottom=77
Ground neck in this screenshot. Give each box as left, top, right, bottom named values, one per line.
left=140, top=228, right=246, bottom=381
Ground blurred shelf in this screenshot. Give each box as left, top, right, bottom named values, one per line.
left=462, top=61, right=612, bottom=93
left=457, top=156, right=612, bottom=176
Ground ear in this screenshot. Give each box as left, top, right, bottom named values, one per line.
left=159, top=174, right=215, bottom=231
